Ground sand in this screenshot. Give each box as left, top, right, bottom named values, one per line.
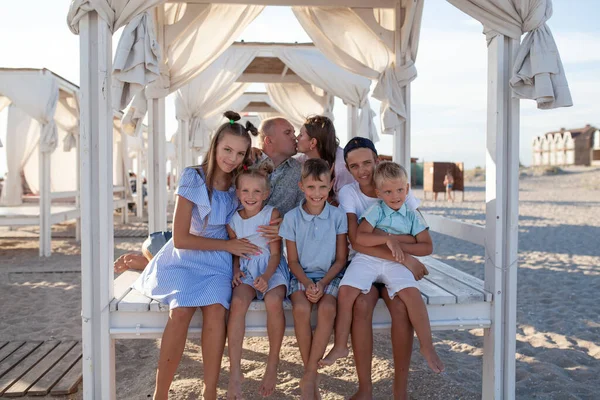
left=1, top=166, right=599, bottom=399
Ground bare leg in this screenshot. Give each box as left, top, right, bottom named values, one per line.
left=320, top=286, right=361, bottom=367
left=260, top=286, right=286, bottom=397
left=291, top=291, right=313, bottom=367
left=227, top=284, right=256, bottom=400
left=201, top=304, right=228, bottom=400
left=154, top=307, right=196, bottom=400
left=396, top=288, right=444, bottom=373
left=301, top=295, right=337, bottom=400
left=349, top=286, right=379, bottom=400
left=381, top=289, right=413, bottom=400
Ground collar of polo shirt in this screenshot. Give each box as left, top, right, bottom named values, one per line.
left=299, top=199, right=331, bottom=221
left=380, top=200, right=407, bottom=217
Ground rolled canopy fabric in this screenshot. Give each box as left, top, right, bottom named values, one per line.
left=67, top=0, right=165, bottom=34
left=118, top=4, right=264, bottom=132
left=447, top=0, right=572, bottom=109
left=293, top=2, right=424, bottom=135
left=175, top=47, right=257, bottom=152
left=0, top=70, right=59, bottom=153
left=274, top=47, right=377, bottom=142
left=266, top=83, right=334, bottom=128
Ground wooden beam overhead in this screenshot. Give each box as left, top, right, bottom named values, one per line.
left=168, top=0, right=394, bottom=8
left=243, top=102, right=279, bottom=113
left=237, top=73, right=306, bottom=84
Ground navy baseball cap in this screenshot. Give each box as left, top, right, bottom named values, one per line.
left=343, top=137, right=378, bottom=161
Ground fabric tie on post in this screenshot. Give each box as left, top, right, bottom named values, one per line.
left=63, top=128, right=79, bottom=152
left=373, top=61, right=418, bottom=135
left=447, top=0, right=572, bottom=109
left=112, top=11, right=161, bottom=113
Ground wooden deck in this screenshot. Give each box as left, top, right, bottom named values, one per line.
left=0, top=341, right=82, bottom=397
left=110, top=256, right=493, bottom=339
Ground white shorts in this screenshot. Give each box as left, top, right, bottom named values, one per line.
left=339, top=253, right=418, bottom=299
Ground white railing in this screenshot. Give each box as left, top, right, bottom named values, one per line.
left=421, top=212, right=485, bottom=247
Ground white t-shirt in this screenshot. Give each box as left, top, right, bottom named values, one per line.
left=338, top=181, right=422, bottom=259
left=338, top=181, right=420, bottom=219
left=295, top=147, right=355, bottom=196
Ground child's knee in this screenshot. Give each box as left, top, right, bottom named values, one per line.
left=264, top=295, right=284, bottom=314
left=169, top=307, right=196, bottom=324
left=396, top=287, right=421, bottom=302
left=318, top=300, right=337, bottom=319
left=292, top=301, right=312, bottom=319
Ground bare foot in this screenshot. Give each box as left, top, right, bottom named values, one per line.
left=227, top=374, right=244, bottom=400
left=299, top=374, right=317, bottom=400
left=421, top=346, right=444, bottom=373
left=319, top=345, right=349, bottom=368
left=259, top=360, right=278, bottom=397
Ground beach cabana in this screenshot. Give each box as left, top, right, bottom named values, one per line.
left=67, top=1, right=572, bottom=398
left=0, top=68, right=134, bottom=256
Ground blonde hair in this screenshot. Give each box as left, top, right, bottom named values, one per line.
left=234, top=159, right=274, bottom=190
left=373, top=161, right=408, bottom=188
left=200, top=111, right=258, bottom=195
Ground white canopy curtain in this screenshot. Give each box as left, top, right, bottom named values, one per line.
left=0, top=70, right=59, bottom=153
left=112, top=3, right=264, bottom=132
left=174, top=47, right=257, bottom=155
left=0, top=106, right=38, bottom=206
left=266, top=83, right=334, bottom=127
left=447, top=0, right=572, bottom=109
left=274, top=47, right=378, bottom=142
left=293, top=2, right=424, bottom=135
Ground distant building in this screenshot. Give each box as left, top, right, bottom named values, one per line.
left=532, top=125, right=600, bottom=167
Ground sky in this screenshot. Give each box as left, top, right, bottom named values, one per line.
left=1, top=0, right=599, bottom=176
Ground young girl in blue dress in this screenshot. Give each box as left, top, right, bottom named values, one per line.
left=133, top=111, right=261, bottom=400
left=226, top=160, right=289, bottom=399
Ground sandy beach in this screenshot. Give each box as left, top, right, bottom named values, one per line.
left=1, top=166, right=599, bottom=399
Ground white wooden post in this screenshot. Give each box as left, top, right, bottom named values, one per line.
left=78, top=11, right=116, bottom=399
left=482, top=34, right=519, bottom=400
left=75, top=132, right=81, bottom=242
left=392, top=1, right=411, bottom=181
left=136, top=150, right=144, bottom=218
left=347, top=104, right=358, bottom=139
left=147, top=7, right=167, bottom=233
left=38, top=141, right=51, bottom=257
left=121, top=131, right=129, bottom=224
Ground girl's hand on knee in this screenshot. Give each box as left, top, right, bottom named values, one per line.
left=253, top=276, right=269, bottom=293
left=228, top=238, right=262, bottom=259
left=232, top=269, right=245, bottom=287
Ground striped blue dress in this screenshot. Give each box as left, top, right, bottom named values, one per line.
left=132, top=167, right=238, bottom=309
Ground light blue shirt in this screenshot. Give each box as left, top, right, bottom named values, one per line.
left=361, top=200, right=426, bottom=237
left=280, top=201, right=348, bottom=279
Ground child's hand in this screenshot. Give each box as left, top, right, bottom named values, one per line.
left=228, top=238, right=262, bottom=259
left=253, top=275, right=269, bottom=293
left=403, top=255, right=429, bottom=280
left=257, top=217, right=283, bottom=243
left=232, top=269, right=245, bottom=287
left=307, top=281, right=324, bottom=303
left=386, top=238, right=405, bottom=263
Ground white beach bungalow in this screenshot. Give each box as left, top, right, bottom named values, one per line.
left=65, top=1, right=572, bottom=399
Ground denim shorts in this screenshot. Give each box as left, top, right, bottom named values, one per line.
left=142, top=231, right=172, bottom=259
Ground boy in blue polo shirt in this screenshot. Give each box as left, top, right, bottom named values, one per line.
left=323, top=161, right=444, bottom=374
left=279, top=158, right=348, bottom=398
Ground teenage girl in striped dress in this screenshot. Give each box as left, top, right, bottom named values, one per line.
left=133, top=111, right=261, bottom=400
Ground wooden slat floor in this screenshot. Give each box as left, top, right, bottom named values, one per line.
left=0, top=341, right=82, bottom=397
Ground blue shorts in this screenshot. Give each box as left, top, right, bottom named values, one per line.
left=142, top=231, right=172, bottom=259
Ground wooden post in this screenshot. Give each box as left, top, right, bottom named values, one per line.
left=136, top=150, right=144, bottom=218
left=38, top=139, right=51, bottom=257
left=346, top=105, right=358, bottom=139
left=482, top=34, right=519, bottom=400
left=147, top=7, right=167, bottom=233
left=78, top=11, right=116, bottom=399
left=392, top=0, right=411, bottom=180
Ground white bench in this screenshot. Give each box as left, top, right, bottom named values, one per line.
left=109, top=256, right=492, bottom=339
